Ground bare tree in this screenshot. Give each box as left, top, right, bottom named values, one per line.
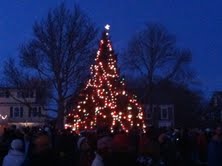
left=123, top=23, right=194, bottom=123
left=3, top=4, right=98, bottom=129
left=2, top=58, right=52, bottom=117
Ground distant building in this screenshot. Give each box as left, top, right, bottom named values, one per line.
left=125, top=79, right=175, bottom=128
left=144, top=104, right=175, bottom=128
left=207, top=91, right=222, bottom=122
left=0, top=87, right=46, bottom=127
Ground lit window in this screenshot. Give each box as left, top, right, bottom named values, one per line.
left=29, top=91, right=34, bottom=98
left=32, top=107, right=38, bottom=117
left=0, top=91, right=10, bottom=98
left=0, top=92, right=5, bottom=97
left=145, top=105, right=152, bottom=119
left=28, top=108, right=32, bottom=117
left=20, top=107, right=23, bottom=117
left=160, top=108, right=168, bottom=120
left=14, top=107, right=20, bottom=117
left=17, top=91, right=23, bottom=98
left=10, top=107, right=13, bottom=118
left=38, top=107, right=42, bottom=117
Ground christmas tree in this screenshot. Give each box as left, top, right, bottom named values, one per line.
left=65, top=25, right=146, bottom=133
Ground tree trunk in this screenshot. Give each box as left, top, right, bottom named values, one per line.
left=56, top=102, right=65, bottom=129
left=149, top=83, right=154, bottom=126
left=148, top=70, right=154, bottom=127
left=56, top=81, right=65, bottom=130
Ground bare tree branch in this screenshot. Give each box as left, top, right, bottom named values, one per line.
left=3, top=3, right=98, bottom=129
left=123, top=23, right=195, bottom=118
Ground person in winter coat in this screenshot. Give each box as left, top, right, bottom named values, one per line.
left=2, top=139, right=25, bottom=166
left=22, top=134, right=60, bottom=166
left=137, top=133, right=162, bottom=166
left=158, top=133, right=177, bottom=166
left=112, top=132, right=137, bottom=166
left=77, top=136, right=94, bottom=166
left=91, top=136, right=112, bottom=166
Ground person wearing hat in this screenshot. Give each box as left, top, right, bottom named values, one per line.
left=76, top=136, right=94, bottom=166
left=2, top=139, right=25, bottom=166
left=77, top=137, right=88, bottom=150
left=22, top=134, right=60, bottom=166
left=112, top=133, right=138, bottom=166
left=91, top=136, right=112, bottom=166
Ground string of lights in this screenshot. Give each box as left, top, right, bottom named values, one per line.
left=65, top=25, right=146, bottom=133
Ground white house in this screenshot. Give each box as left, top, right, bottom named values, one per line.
left=0, top=87, right=46, bottom=127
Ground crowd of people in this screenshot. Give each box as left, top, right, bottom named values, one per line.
left=0, top=125, right=221, bottom=166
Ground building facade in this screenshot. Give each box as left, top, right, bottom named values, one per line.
left=207, top=91, right=222, bottom=122
left=0, top=88, right=46, bottom=127
left=144, top=104, right=175, bottom=128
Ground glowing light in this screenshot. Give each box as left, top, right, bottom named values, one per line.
left=0, top=114, right=7, bottom=120
left=127, top=106, right=132, bottom=110
left=105, top=24, right=110, bottom=30
left=65, top=25, right=146, bottom=133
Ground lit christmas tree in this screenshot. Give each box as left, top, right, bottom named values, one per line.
left=65, top=25, right=146, bottom=133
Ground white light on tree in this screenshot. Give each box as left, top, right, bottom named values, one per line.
left=65, top=24, right=146, bottom=132
left=105, top=24, right=110, bottom=30
left=127, top=106, right=132, bottom=110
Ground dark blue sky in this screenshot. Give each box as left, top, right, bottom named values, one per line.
left=0, top=0, right=222, bottom=98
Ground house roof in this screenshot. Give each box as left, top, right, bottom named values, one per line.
left=0, top=87, right=35, bottom=90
